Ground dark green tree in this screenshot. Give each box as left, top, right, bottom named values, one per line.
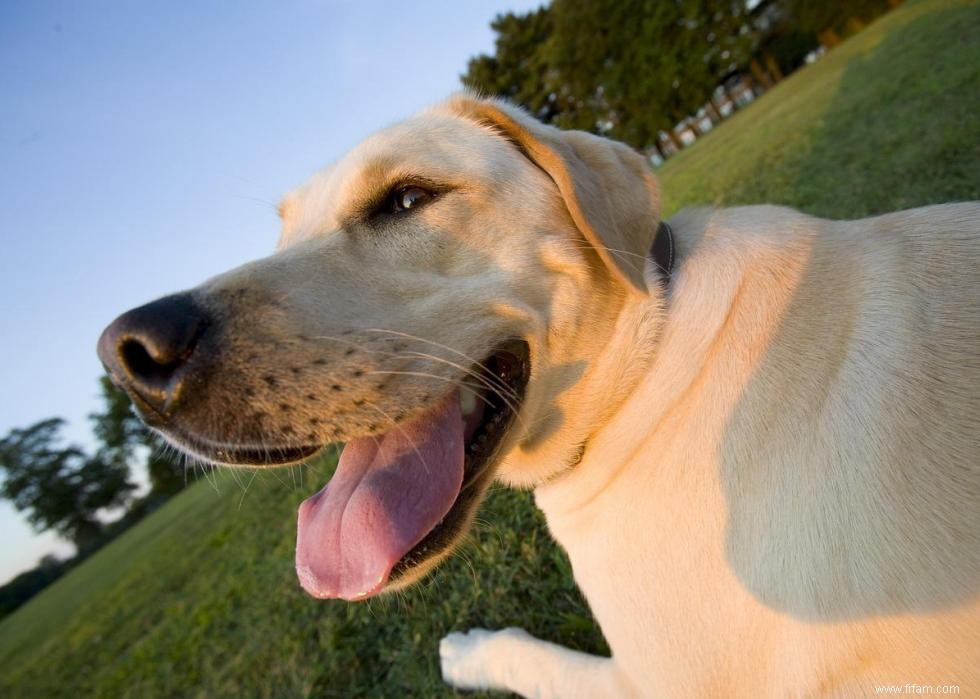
left=0, top=418, right=136, bottom=550
left=462, top=7, right=558, bottom=121
left=90, top=376, right=144, bottom=469
left=785, top=0, right=893, bottom=37
left=89, top=376, right=185, bottom=495
left=548, top=0, right=676, bottom=144
left=463, top=0, right=755, bottom=151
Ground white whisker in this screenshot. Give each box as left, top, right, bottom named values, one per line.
left=367, top=369, right=529, bottom=436
left=400, top=349, right=523, bottom=408
left=238, top=469, right=258, bottom=509
left=363, top=328, right=518, bottom=393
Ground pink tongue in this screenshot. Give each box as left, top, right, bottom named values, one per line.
left=295, top=392, right=464, bottom=600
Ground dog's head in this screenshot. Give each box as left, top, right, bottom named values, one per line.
left=97, top=95, right=665, bottom=600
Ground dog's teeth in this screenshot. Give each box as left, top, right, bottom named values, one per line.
left=459, top=386, right=479, bottom=418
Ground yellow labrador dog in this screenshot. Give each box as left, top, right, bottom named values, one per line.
left=98, top=95, right=980, bottom=697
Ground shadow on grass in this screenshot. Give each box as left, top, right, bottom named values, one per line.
left=787, top=0, right=980, bottom=219
left=657, top=0, right=979, bottom=221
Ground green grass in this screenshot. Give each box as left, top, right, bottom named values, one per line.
left=2, top=0, right=978, bottom=695
left=658, top=0, right=980, bottom=218
left=0, top=458, right=603, bottom=697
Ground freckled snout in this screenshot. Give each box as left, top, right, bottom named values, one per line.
left=97, top=293, right=209, bottom=415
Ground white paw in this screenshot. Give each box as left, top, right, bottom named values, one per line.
left=440, top=628, right=496, bottom=689
left=439, top=627, right=530, bottom=690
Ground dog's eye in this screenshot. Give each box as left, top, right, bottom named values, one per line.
left=389, top=186, right=433, bottom=214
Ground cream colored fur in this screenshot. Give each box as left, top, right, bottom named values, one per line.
left=183, top=94, right=978, bottom=696
left=428, top=102, right=979, bottom=697
left=442, top=203, right=980, bottom=697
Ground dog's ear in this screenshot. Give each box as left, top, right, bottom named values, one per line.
left=275, top=193, right=300, bottom=250
left=447, top=96, right=661, bottom=295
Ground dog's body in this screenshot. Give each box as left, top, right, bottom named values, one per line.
left=442, top=203, right=980, bottom=697
left=98, top=96, right=980, bottom=697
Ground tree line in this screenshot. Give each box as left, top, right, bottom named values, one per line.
left=461, top=0, right=898, bottom=155
left=0, top=377, right=185, bottom=617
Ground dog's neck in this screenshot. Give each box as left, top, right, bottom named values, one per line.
left=547, top=205, right=824, bottom=510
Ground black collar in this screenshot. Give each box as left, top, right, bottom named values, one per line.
left=650, top=220, right=675, bottom=281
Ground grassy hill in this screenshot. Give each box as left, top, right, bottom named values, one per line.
left=2, top=0, right=978, bottom=695
left=0, top=459, right=596, bottom=697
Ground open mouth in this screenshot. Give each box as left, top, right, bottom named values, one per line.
left=387, top=341, right=529, bottom=587
left=139, top=339, right=530, bottom=600
left=290, top=339, right=530, bottom=600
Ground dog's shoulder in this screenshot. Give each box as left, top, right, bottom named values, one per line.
left=665, top=204, right=826, bottom=275
left=668, top=201, right=980, bottom=275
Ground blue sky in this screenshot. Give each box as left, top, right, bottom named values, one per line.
left=0, top=0, right=544, bottom=583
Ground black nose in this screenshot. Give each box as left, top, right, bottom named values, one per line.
left=97, top=293, right=208, bottom=414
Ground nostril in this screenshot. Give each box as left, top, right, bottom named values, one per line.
left=98, top=292, right=209, bottom=412
left=120, top=338, right=185, bottom=389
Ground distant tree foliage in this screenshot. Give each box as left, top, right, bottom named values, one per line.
left=0, top=376, right=186, bottom=555
left=90, top=375, right=146, bottom=470
left=786, top=0, right=894, bottom=36
left=0, top=418, right=136, bottom=550
left=462, top=0, right=754, bottom=151
left=757, top=26, right=819, bottom=76
left=553, top=0, right=754, bottom=146
left=89, top=376, right=185, bottom=495
left=0, top=375, right=190, bottom=615
left=462, top=0, right=899, bottom=152
left=0, top=554, right=70, bottom=619
left=463, top=7, right=557, bottom=121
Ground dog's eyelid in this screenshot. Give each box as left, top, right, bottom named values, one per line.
left=365, top=178, right=452, bottom=220
left=388, top=184, right=437, bottom=214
